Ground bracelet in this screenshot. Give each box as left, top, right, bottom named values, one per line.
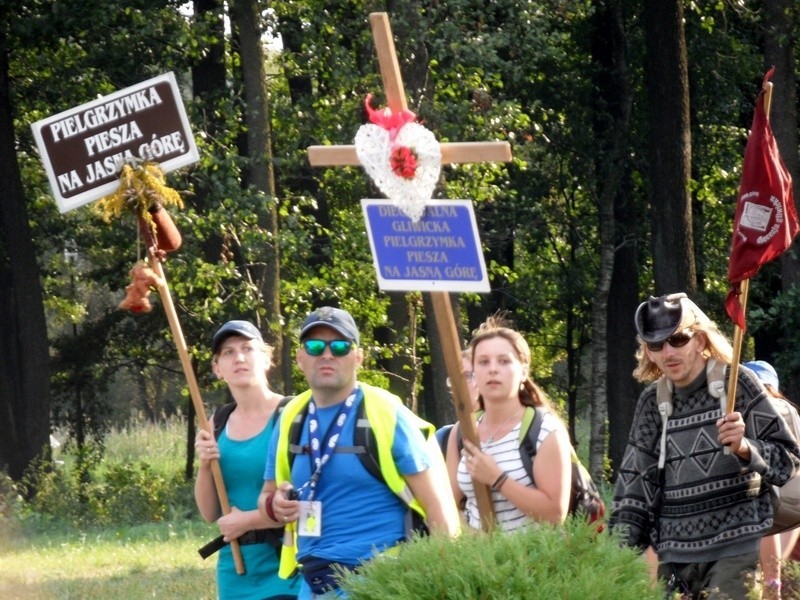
left=492, top=471, right=509, bottom=492
left=767, top=578, right=781, bottom=590
left=264, top=491, right=278, bottom=522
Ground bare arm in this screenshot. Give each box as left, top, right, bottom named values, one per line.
left=516, top=427, right=571, bottom=524
left=193, top=423, right=221, bottom=522
left=445, top=424, right=465, bottom=508
left=462, top=426, right=571, bottom=525
left=405, top=463, right=460, bottom=536
left=257, top=480, right=301, bottom=527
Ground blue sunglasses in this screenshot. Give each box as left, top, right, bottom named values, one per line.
left=302, top=339, right=354, bottom=357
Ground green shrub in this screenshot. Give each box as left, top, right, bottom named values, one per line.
left=18, top=459, right=190, bottom=527
left=21, top=458, right=87, bottom=527
left=93, top=463, right=192, bottom=525
left=13, top=414, right=197, bottom=529
left=335, top=519, right=663, bottom=600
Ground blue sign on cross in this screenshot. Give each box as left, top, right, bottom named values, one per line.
left=361, top=199, right=490, bottom=292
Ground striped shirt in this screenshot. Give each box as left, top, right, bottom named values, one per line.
left=457, top=410, right=561, bottom=531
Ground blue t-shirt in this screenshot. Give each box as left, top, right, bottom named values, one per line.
left=217, top=413, right=300, bottom=600
left=264, top=387, right=431, bottom=565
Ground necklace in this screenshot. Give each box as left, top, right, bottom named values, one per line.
left=481, top=410, right=522, bottom=443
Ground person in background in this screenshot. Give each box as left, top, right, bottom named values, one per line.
left=195, top=320, right=300, bottom=600
left=744, top=360, right=800, bottom=600
left=446, top=314, right=572, bottom=531
left=435, top=348, right=479, bottom=457
left=610, top=293, right=800, bottom=600
left=258, top=306, right=460, bottom=599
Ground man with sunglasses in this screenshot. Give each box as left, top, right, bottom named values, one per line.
left=258, top=306, right=459, bottom=599
left=610, top=293, right=800, bottom=599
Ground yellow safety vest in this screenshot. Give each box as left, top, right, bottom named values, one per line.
left=275, top=382, right=433, bottom=578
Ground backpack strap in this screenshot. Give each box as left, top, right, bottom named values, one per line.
left=654, top=358, right=727, bottom=470
left=269, top=395, right=292, bottom=430
left=214, top=395, right=293, bottom=441
left=353, top=399, right=384, bottom=483
left=655, top=377, right=673, bottom=470
left=518, top=406, right=540, bottom=485
left=456, top=406, right=538, bottom=479
left=706, top=358, right=727, bottom=406
left=287, top=402, right=311, bottom=467
left=212, top=402, right=237, bottom=440
left=285, top=393, right=382, bottom=482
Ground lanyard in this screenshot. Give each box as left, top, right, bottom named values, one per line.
left=304, top=387, right=360, bottom=501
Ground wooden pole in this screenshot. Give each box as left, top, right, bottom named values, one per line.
left=305, top=12, right=509, bottom=529
left=725, top=81, right=772, bottom=415
left=308, top=141, right=512, bottom=167
left=148, top=253, right=246, bottom=574
left=368, top=12, right=496, bottom=530
left=430, top=293, right=496, bottom=529
left=725, top=278, right=749, bottom=414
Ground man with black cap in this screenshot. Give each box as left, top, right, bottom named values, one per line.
left=610, top=293, right=800, bottom=599
left=258, top=306, right=459, bottom=599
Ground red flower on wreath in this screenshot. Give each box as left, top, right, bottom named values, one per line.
left=390, top=146, right=418, bottom=179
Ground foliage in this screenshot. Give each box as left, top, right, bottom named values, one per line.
left=335, top=519, right=662, bottom=600
left=95, top=161, right=184, bottom=226
left=749, top=284, right=800, bottom=379
left=4, top=0, right=798, bottom=480
left=15, top=415, right=196, bottom=529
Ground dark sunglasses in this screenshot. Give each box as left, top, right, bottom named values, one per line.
left=302, top=339, right=354, bottom=357
left=646, top=331, right=694, bottom=352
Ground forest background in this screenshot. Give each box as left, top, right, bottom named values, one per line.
left=1, top=0, right=799, bottom=494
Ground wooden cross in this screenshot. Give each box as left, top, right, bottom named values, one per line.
left=307, top=12, right=512, bottom=531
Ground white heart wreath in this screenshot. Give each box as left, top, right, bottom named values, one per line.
left=354, top=114, right=441, bottom=222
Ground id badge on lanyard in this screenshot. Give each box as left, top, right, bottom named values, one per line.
left=298, top=500, right=322, bottom=536
left=297, top=387, right=360, bottom=537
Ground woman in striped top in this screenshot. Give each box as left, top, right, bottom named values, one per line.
left=446, top=314, right=572, bottom=531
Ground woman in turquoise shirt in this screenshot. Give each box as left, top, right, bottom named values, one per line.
left=195, top=321, right=299, bottom=600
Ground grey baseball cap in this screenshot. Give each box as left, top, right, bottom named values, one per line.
left=299, top=306, right=360, bottom=345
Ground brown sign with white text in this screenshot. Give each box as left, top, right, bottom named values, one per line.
left=32, top=72, right=198, bottom=213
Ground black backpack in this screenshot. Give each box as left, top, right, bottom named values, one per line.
left=457, top=406, right=606, bottom=525
left=212, top=395, right=293, bottom=441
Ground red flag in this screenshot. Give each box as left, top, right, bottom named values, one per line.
left=725, top=68, right=799, bottom=329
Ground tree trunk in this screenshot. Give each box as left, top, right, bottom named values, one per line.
left=762, top=0, right=800, bottom=399
left=0, top=30, right=51, bottom=482
left=421, top=293, right=458, bottom=427
left=186, top=0, right=227, bottom=482
left=607, top=243, right=641, bottom=476
left=375, top=293, right=419, bottom=409
left=230, top=0, right=284, bottom=390
left=276, top=10, right=330, bottom=278
left=191, top=0, right=227, bottom=223
left=643, top=0, right=696, bottom=296
left=590, top=0, right=633, bottom=480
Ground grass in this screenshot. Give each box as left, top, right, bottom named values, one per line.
left=1, top=414, right=220, bottom=599
left=0, top=520, right=218, bottom=599
left=52, top=413, right=190, bottom=477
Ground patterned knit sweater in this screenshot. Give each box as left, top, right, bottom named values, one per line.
left=610, top=366, right=800, bottom=564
